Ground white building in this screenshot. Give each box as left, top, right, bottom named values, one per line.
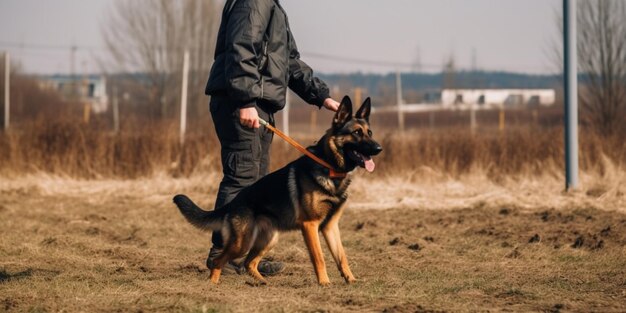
left=38, top=75, right=109, bottom=113
left=441, top=89, right=555, bottom=109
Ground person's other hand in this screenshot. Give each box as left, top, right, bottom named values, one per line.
left=323, top=98, right=340, bottom=112
left=239, top=107, right=260, bottom=129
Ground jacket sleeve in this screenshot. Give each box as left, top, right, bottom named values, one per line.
left=288, top=36, right=331, bottom=108
left=224, top=0, right=272, bottom=108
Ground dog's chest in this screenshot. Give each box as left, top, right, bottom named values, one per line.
left=286, top=165, right=351, bottom=225
left=314, top=174, right=351, bottom=198
left=300, top=191, right=345, bottom=222
left=294, top=173, right=350, bottom=222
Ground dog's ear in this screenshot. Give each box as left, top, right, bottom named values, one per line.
left=333, top=96, right=353, bottom=128
left=355, top=97, right=371, bottom=122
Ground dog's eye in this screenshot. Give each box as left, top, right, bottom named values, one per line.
left=353, top=129, right=363, bottom=136
left=367, top=130, right=372, bottom=137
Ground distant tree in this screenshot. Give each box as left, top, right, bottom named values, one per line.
left=577, top=0, right=626, bottom=136
left=102, top=0, right=219, bottom=120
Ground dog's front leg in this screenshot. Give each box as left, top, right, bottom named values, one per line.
left=322, top=220, right=356, bottom=284
left=301, top=221, right=330, bottom=286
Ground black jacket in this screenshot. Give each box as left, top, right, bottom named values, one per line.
left=205, top=0, right=330, bottom=113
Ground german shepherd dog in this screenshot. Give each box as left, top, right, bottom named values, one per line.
left=173, top=96, right=382, bottom=285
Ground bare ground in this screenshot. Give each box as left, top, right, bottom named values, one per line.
left=1, top=173, right=625, bottom=312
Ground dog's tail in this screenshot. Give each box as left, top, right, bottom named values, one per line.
left=173, top=194, right=225, bottom=231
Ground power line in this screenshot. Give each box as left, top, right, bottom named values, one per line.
left=0, top=40, right=550, bottom=73
left=303, top=51, right=441, bottom=69
left=0, top=41, right=104, bottom=52
left=0, top=40, right=434, bottom=69
left=302, top=51, right=549, bottom=73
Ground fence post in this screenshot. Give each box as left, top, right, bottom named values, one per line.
left=310, top=109, right=317, bottom=135
left=180, top=50, right=190, bottom=145
left=112, top=86, right=120, bottom=134
left=3, top=52, right=9, bottom=131
left=429, top=110, right=435, bottom=130
left=354, top=87, right=362, bottom=106
left=396, top=71, right=404, bottom=132
left=470, top=103, right=477, bottom=135
left=498, top=107, right=505, bottom=132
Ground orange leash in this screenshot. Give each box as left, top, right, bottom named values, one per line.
left=258, top=118, right=346, bottom=178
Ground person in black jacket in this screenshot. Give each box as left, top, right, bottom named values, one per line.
left=205, top=0, right=340, bottom=276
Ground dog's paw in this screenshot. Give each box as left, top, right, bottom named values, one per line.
left=209, top=271, right=221, bottom=285
left=318, top=279, right=331, bottom=287
left=344, top=276, right=357, bottom=284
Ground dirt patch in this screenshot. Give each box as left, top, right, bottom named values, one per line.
left=382, top=304, right=445, bottom=313
left=1, top=185, right=625, bottom=312
left=0, top=269, right=32, bottom=283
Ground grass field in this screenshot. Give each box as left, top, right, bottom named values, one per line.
left=1, top=173, right=625, bottom=312
left=1, top=109, right=625, bottom=312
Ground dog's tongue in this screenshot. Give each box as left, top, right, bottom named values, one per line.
left=364, top=157, right=375, bottom=172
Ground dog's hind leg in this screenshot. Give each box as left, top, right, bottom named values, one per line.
left=244, top=226, right=278, bottom=285
left=209, top=235, right=246, bottom=284
left=209, top=266, right=222, bottom=284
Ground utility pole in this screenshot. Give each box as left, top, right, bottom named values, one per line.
left=70, top=45, right=77, bottom=99
left=471, top=48, right=477, bottom=72
left=179, top=50, right=190, bottom=145
left=81, top=60, right=90, bottom=124
left=471, top=47, right=479, bottom=90
left=563, top=0, right=579, bottom=190
left=413, top=45, right=422, bottom=73
left=3, top=52, right=9, bottom=131
left=396, top=71, right=404, bottom=132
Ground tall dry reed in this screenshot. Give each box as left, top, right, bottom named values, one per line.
left=0, top=119, right=624, bottom=179
left=375, top=127, right=625, bottom=180
left=0, top=119, right=220, bottom=178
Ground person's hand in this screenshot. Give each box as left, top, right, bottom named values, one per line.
left=323, top=98, right=340, bottom=112
left=239, top=107, right=260, bottom=129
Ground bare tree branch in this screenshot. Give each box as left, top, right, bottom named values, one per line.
left=577, top=0, right=626, bottom=136
left=101, top=0, right=219, bottom=119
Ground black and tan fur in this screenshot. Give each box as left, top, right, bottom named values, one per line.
left=173, top=96, right=382, bottom=285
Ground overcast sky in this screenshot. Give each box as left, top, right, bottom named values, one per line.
left=0, top=0, right=561, bottom=75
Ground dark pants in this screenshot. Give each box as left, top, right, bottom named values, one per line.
left=209, top=96, right=274, bottom=248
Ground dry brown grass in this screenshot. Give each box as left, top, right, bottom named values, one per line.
left=0, top=174, right=625, bottom=312
left=374, top=126, right=626, bottom=180
left=0, top=119, right=221, bottom=178
left=1, top=118, right=624, bottom=181
left=1, top=114, right=626, bottom=312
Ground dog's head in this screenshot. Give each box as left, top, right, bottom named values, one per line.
left=326, top=96, right=383, bottom=173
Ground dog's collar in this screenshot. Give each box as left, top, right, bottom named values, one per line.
left=306, top=151, right=346, bottom=179
left=305, top=148, right=347, bottom=179
left=328, top=168, right=347, bottom=179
